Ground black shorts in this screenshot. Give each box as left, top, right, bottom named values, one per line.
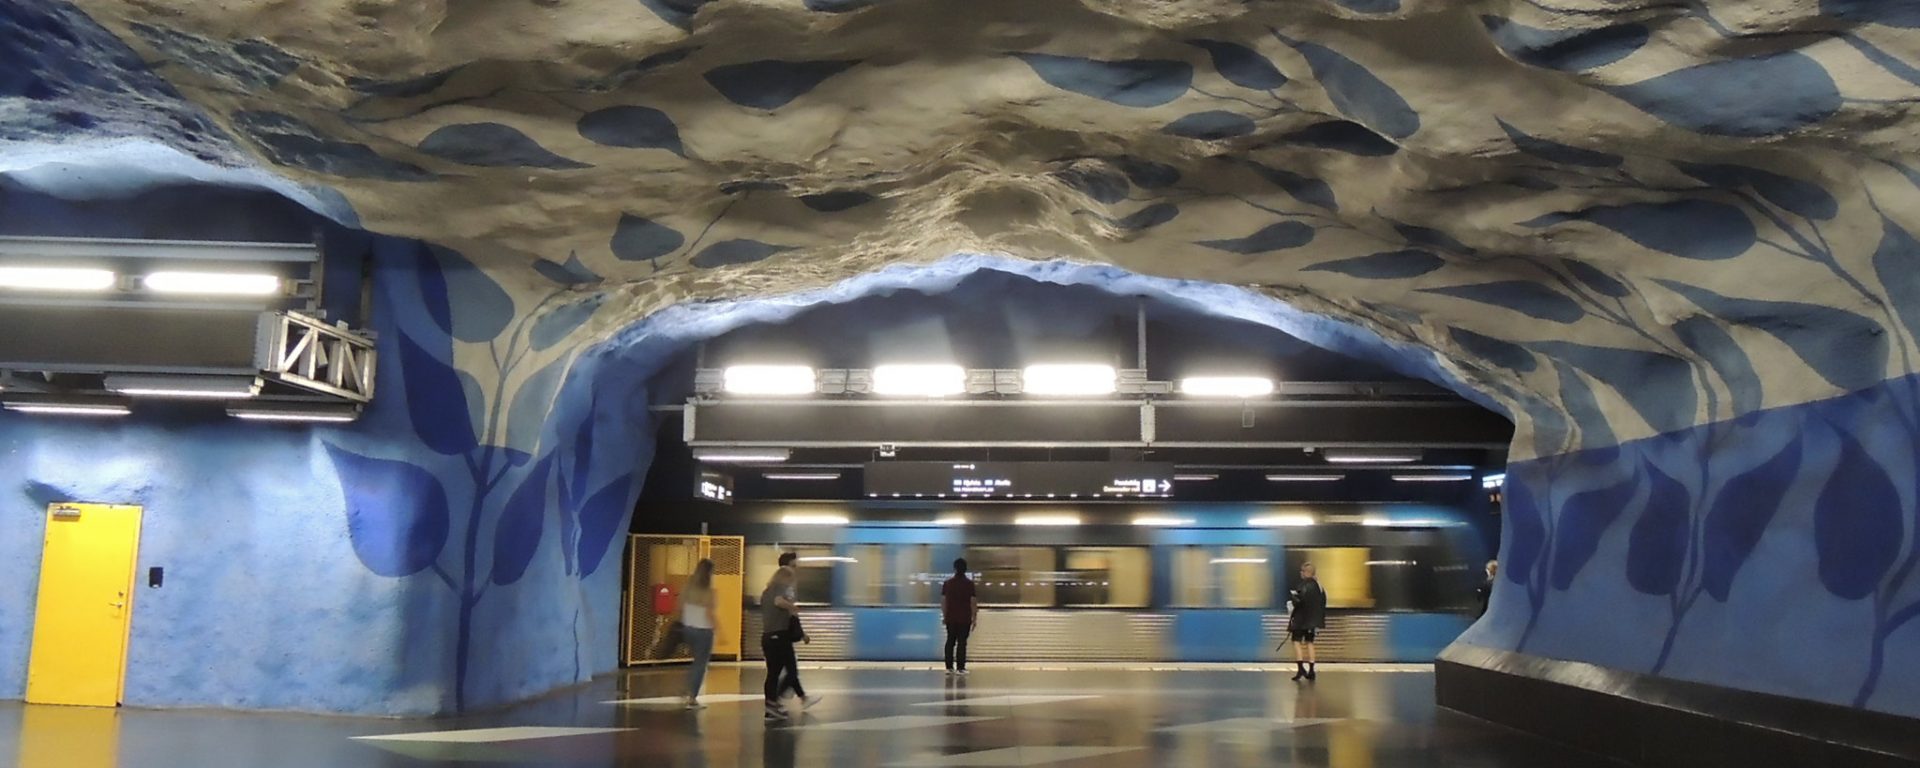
left=1290, top=628, right=1317, bottom=643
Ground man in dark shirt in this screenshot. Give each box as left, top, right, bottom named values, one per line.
left=1288, top=561, right=1327, bottom=682
left=941, top=558, right=979, bottom=675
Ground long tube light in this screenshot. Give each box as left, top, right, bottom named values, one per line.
left=1179, top=376, right=1275, bottom=398
left=872, top=364, right=965, bottom=397
left=1173, top=473, right=1217, bottom=482
left=1392, top=474, right=1474, bottom=482
left=228, top=402, right=360, bottom=423
left=0, top=266, right=116, bottom=292
left=106, top=374, right=259, bottom=400
left=1133, top=516, right=1196, bottom=526
left=780, top=513, right=849, bottom=525
left=1211, top=557, right=1269, bottom=564
left=1249, top=514, right=1315, bottom=527
left=1322, top=449, right=1422, bottom=464
left=5, top=401, right=130, bottom=416
left=1021, top=364, right=1116, bottom=396
left=722, top=365, right=815, bottom=395
left=933, top=515, right=968, bottom=526
left=1482, top=473, right=1507, bottom=489
left=142, top=271, right=281, bottom=296
left=1013, top=514, right=1082, bottom=526
left=1266, top=474, right=1343, bottom=482
left=796, top=556, right=857, bottom=563
left=763, top=472, right=841, bottom=481
left=1364, top=516, right=1454, bottom=527
left=694, top=448, right=791, bottom=463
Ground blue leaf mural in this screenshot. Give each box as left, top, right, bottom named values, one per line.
left=1871, top=216, right=1920, bottom=342
left=1626, top=465, right=1689, bottom=596
left=1674, top=316, right=1763, bottom=415
left=1530, top=341, right=1698, bottom=434
left=800, top=190, right=878, bottom=212
left=1449, top=327, right=1538, bottom=373
left=1014, top=53, right=1193, bottom=108
left=1814, top=430, right=1902, bottom=600
left=1111, top=156, right=1181, bottom=188
left=1553, top=361, right=1618, bottom=451
left=1112, top=203, right=1179, bottom=231
left=1503, top=474, right=1546, bottom=586
left=1281, top=120, right=1399, bottom=156
left=805, top=0, right=887, bottom=12
left=610, top=213, right=685, bottom=264
left=1702, top=439, right=1802, bottom=601
left=570, top=404, right=598, bottom=503
left=532, top=296, right=604, bottom=351
left=346, top=67, right=460, bottom=98
left=1419, top=281, right=1585, bottom=323
left=1248, top=163, right=1337, bottom=210
left=1163, top=110, right=1258, bottom=140
left=1497, top=118, right=1621, bottom=168
left=1304, top=249, right=1444, bottom=279
left=1657, top=280, right=1889, bottom=392
left=577, top=105, right=684, bottom=156
left=1392, top=221, right=1475, bottom=255
left=703, top=59, right=860, bottom=109
left=1054, top=167, right=1130, bottom=204
left=1562, top=259, right=1631, bottom=298
left=1332, top=0, right=1400, bottom=12
left=1197, top=221, right=1314, bottom=254
left=425, top=245, right=516, bottom=342
left=1821, top=0, right=1920, bottom=28
left=490, top=454, right=556, bottom=586
left=577, top=474, right=634, bottom=576
left=417, top=123, right=590, bottom=169
left=1601, top=51, right=1841, bottom=137
left=691, top=239, right=793, bottom=268
left=1523, top=200, right=1755, bottom=261
left=232, top=111, right=435, bottom=182
left=1551, top=470, right=1641, bottom=590
left=1277, top=38, right=1419, bottom=139
left=1188, top=39, right=1287, bottom=90
left=506, top=356, right=572, bottom=450
left=1674, top=162, right=1838, bottom=220
left=397, top=328, right=480, bottom=456
left=1482, top=16, right=1649, bottom=72
left=324, top=444, right=451, bottom=578
left=638, top=0, right=713, bottom=30
left=534, top=251, right=603, bottom=286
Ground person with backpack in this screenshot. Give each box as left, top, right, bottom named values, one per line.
left=1288, top=561, right=1328, bottom=682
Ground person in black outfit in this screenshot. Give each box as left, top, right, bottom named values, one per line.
left=1288, top=561, right=1327, bottom=681
left=941, top=558, right=979, bottom=675
left=1476, top=560, right=1498, bottom=618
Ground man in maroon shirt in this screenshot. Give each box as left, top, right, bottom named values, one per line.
left=941, top=558, right=979, bottom=675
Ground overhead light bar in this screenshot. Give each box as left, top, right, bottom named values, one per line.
left=1249, top=514, right=1315, bottom=527
left=721, top=365, right=815, bottom=396
left=1392, top=474, right=1474, bottom=482
left=934, top=515, right=968, bottom=526
left=1210, top=557, right=1269, bottom=564
left=694, top=448, right=792, bottom=463
left=763, top=472, right=841, bottom=481
left=1266, top=474, right=1343, bottom=482
left=228, top=402, right=361, bottom=423
left=1013, top=514, right=1082, bottom=526
left=1021, top=364, right=1116, bottom=396
left=872, top=364, right=966, bottom=397
left=1482, top=473, right=1507, bottom=489
left=0, top=266, right=116, bottom=292
left=1173, top=473, right=1217, bottom=482
left=3, top=394, right=131, bottom=417
left=142, top=271, right=282, bottom=296
left=795, top=556, right=857, bottom=563
left=1322, top=449, right=1422, bottom=464
left=1364, top=516, right=1453, bottom=527
left=106, top=374, right=260, bottom=400
left=1179, top=376, right=1275, bottom=398
left=1133, top=516, right=1196, bottom=527
left=780, top=513, right=849, bottom=526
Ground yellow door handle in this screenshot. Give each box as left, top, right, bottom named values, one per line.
left=108, top=602, right=125, bottom=608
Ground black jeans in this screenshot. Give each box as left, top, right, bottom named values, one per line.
left=762, top=634, right=805, bottom=703
left=944, top=622, right=971, bottom=671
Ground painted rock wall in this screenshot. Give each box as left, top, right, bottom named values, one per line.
left=1, top=0, right=1919, bottom=717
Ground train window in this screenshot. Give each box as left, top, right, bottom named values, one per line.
left=847, top=545, right=884, bottom=606
left=1060, top=547, right=1150, bottom=607
left=964, top=547, right=1056, bottom=606
left=843, top=544, right=936, bottom=606
left=1172, top=546, right=1273, bottom=608
left=1286, top=547, right=1376, bottom=609
left=746, top=544, right=837, bottom=605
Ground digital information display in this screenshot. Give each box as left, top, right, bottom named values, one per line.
left=864, top=461, right=1174, bottom=498
left=695, top=468, right=734, bottom=504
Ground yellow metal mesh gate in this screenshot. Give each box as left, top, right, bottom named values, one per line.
left=622, top=534, right=746, bottom=666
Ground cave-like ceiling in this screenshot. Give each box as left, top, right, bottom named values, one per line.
left=6, top=0, right=1920, bottom=458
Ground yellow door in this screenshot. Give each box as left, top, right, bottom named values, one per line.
left=26, top=503, right=144, bottom=707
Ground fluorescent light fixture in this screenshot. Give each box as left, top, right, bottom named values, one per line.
left=763, top=472, right=841, bottom=481
left=693, top=448, right=791, bottom=463
left=872, top=364, right=965, bottom=397
left=1133, top=516, right=1196, bottom=526
left=142, top=271, right=281, bottom=296
left=7, top=402, right=131, bottom=416
left=1482, top=473, right=1507, bottom=489
left=1174, top=473, right=1217, bottom=482
left=228, top=402, right=360, bottom=423
left=780, top=513, right=849, bottom=526
left=1021, top=364, right=1116, bottom=396
left=1367, top=560, right=1419, bottom=566
left=721, top=365, right=815, bottom=395
left=1013, top=514, right=1082, bottom=526
left=796, top=556, right=857, bottom=563
left=0, top=266, right=116, bottom=292
left=1322, top=448, right=1422, bottom=464
left=1179, top=376, right=1275, bottom=398
left=934, top=515, right=967, bottom=526
left=1364, top=516, right=1452, bottom=527
left=1265, top=474, right=1343, bottom=483
left=1210, top=557, right=1269, bottom=564
left=1249, top=514, right=1315, bottom=527
left=106, top=374, right=259, bottom=400
left=1392, top=474, right=1474, bottom=482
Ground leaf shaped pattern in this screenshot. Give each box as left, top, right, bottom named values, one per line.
left=1870, top=216, right=1920, bottom=344
left=1674, top=316, right=1763, bottom=415
left=534, top=251, right=603, bottom=286
left=397, top=328, right=479, bottom=456
left=1419, top=281, right=1585, bottom=323
left=1702, top=439, right=1802, bottom=601
left=490, top=454, right=556, bottom=585
left=1550, top=470, right=1641, bottom=590
left=1602, top=51, right=1841, bottom=137
left=1674, top=162, right=1838, bottom=220
left=1197, top=221, right=1314, bottom=254
left=1562, top=259, right=1631, bottom=298
left=506, top=356, right=572, bottom=450
left=1625, top=464, right=1689, bottom=596
left=324, top=444, right=451, bottom=578
left=1554, top=362, right=1617, bottom=451
left=1657, top=280, right=1888, bottom=392
left=424, top=246, right=516, bottom=342
left=417, top=123, right=589, bottom=169
left=1248, top=163, right=1338, bottom=210
left=1530, top=341, right=1698, bottom=434
left=1498, top=118, right=1621, bottom=168
left=1482, top=16, right=1649, bottom=72
left=1278, top=38, right=1419, bottom=139
left=1449, top=327, right=1538, bottom=373
left=1503, top=472, right=1547, bottom=586
left=1281, top=121, right=1399, bottom=156
left=1188, top=39, right=1287, bottom=90
left=1014, top=53, right=1192, bottom=108
left=532, top=296, right=604, bottom=351
left=578, top=105, right=685, bottom=156
left=1304, top=249, right=1444, bottom=279
left=1112, top=203, right=1179, bottom=231
left=703, top=60, right=859, bottom=110
left=1524, top=201, right=1756, bottom=261
left=1055, top=167, right=1130, bottom=204
left=1163, top=110, right=1257, bottom=140
left=611, top=213, right=686, bottom=264
left=692, top=239, right=793, bottom=268
left=577, top=474, right=635, bottom=576
left=1814, top=429, right=1902, bottom=600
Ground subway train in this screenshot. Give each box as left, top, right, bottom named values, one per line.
left=632, top=501, right=1494, bottom=665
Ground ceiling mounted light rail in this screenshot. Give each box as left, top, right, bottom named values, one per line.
left=1019, top=364, right=1117, bottom=396
left=694, top=447, right=792, bottom=463
left=762, top=472, right=841, bottom=481
left=143, top=271, right=282, bottom=296
left=2, top=393, right=132, bottom=417
left=1265, top=474, right=1343, bottom=482
left=871, top=364, right=966, bottom=397
left=722, top=365, right=816, bottom=395
left=1179, top=376, right=1275, bottom=398
left=1322, top=448, right=1423, bottom=464
left=105, top=374, right=260, bottom=399
left=1391, top=473, right=1474, bottom=482
left=0, top=266, right=117, bottom=292
left=227, top=402, right=362, bottom=423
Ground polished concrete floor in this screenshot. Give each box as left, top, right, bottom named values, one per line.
left=3, top=664, right=1618, bottom=767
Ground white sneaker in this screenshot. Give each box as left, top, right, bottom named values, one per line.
left=956, top=669, right=970, bottom=676
left=765, top=703, right=788, bottom=720
left=802, top=694, right=824, bottom=710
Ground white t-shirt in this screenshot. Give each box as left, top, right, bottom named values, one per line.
left=682, top=586, right=714, bottom=629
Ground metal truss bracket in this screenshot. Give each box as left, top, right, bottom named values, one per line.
left=256, top=311, right=377, bottom=402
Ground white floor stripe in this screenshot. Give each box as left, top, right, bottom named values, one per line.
left=794, top=715, right=1000, bottom=731
left=911, top=694, right=1101, bottom=708
left=1155, top=717, right=1348, bottom=732
left=353, top=726, right=630, bottom=743
left=604, top=693, right=766, bottom=706
left=887, top=746, right=1141, bottom=767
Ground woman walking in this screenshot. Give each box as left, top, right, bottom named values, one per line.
left=681, top=559, right=719, bottom=709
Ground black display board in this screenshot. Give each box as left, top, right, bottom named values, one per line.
left=695, top=468, right=734, bottom=504
left=864, top=461, right=1174, bottom=498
